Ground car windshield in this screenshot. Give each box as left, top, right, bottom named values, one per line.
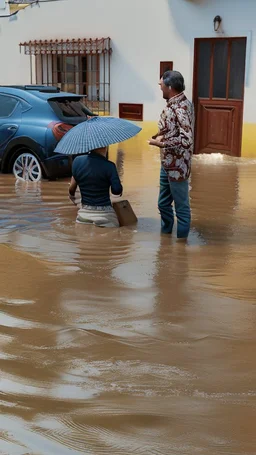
left=49, top=97, right=94, bottom=120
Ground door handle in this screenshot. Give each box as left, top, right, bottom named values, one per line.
left=7, top=126, right=17, bottom=131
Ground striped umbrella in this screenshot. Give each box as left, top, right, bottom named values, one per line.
left=54, top=116, right=142, bottom=155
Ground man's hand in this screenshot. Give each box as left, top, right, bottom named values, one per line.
left=148, top=138, right=165, bottom=148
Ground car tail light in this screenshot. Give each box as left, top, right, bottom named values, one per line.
left=48, top=122, right=73, bottom=141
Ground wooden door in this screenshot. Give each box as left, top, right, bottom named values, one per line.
left=193, top=38, right=247, bottom=156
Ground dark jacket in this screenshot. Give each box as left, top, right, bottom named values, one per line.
left=72, top=152, right=123, bottom=206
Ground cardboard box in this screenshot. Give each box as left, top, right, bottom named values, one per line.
left=112, top=200, right=137, bottom=227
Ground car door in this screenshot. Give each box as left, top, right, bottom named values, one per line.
left=0, top=94, right=21, bottom=154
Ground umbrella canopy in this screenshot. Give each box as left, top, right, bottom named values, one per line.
left=54, top=116, right=142, bottom=155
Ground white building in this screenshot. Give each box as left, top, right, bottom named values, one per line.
left=0, top=0, right=10, bottom=15
left=0, top=0, right=255, bottom=157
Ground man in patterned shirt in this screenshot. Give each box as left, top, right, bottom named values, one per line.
left=148, top=71, right=194, bottom=239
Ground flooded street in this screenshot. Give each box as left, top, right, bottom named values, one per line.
left=0, top=136, right=256, bottom=454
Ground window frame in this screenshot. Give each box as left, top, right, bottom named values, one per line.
left=119, top=103, right=143, bottom=121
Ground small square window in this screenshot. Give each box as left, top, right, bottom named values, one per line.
left=119, top=103, right=143, bottom=121
left=160, top=61, right=173, bottom=78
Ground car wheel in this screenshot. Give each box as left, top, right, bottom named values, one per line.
left=13, top=152, right=42, bottom=182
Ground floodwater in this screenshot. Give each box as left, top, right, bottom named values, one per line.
left=0, top=137, right=256, bottom=455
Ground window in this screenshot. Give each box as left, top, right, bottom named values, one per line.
left=0, top=95, right=18, bottom=118
left=48, top=97, right=95, bottom=122
left=119, top=103, right=143, bottom=121
left=50, top=55, right=100, bottom=97
left=20, top=38, right=111, bottom=115
left=160, top=61, right=173, bottom=78
left=229, top=39, right=247, bottom=99
left=213, top=40, right=228, bottom=98
left=36, top=54, right=107, bottom=114
left=195, top=37, right=246, bottom=101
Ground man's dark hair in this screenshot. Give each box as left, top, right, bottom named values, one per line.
left=162, top=71, right=185, bottom=93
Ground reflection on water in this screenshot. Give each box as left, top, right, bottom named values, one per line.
left=0, top=138, right=256, bottom=454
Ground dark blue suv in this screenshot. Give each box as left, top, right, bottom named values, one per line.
left=0, top=85, right=95, bottom=181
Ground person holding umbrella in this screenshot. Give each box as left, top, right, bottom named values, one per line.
left=54, top=116, right=141, bottom=227
left=69, top=146, right=122, bottom=227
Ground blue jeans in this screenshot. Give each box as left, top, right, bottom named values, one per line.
left=158, top=167, right=191, bottom=238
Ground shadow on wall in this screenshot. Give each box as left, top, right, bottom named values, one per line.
left=111, top=42, right=157, bottom=103
left=167, top=0, right=209, bottom=42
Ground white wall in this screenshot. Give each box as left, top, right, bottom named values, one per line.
left=0, top=0, right=9, bottom=15
left=0, top=0, right=255, bottom=122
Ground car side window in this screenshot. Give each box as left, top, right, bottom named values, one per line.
left=0, top=95, right=19, bottom=118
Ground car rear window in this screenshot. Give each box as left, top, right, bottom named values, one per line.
left=48, top=97, right=95, bottom=122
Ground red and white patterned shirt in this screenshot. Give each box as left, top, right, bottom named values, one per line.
left=158, top=92, right=194, bottom=181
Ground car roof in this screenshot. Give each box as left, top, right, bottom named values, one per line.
left=0, top=86, right=84, bottom=101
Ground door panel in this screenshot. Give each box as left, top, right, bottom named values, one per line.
left=196, top=100, right=242, bottom=156
left=0, top=124, right=19, bottom=148
left=194, top=37, right=246, bottom=156
left=0, top=95, right=21, bottom=153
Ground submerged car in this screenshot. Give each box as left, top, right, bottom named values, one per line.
left=0, top=85, right=95, bottom=181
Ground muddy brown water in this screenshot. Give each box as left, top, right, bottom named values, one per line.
left=0, top=140, right=256, bottom=454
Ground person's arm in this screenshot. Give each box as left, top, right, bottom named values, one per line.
left=148, top=106, right=193, bottom=153
left=69, top=176, right=77, bottom=196
left=148, top=136, right=164, bottom=148
left=110, top=164, right=123, bottom=197
left=69, top=176, right=78, bottom=205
